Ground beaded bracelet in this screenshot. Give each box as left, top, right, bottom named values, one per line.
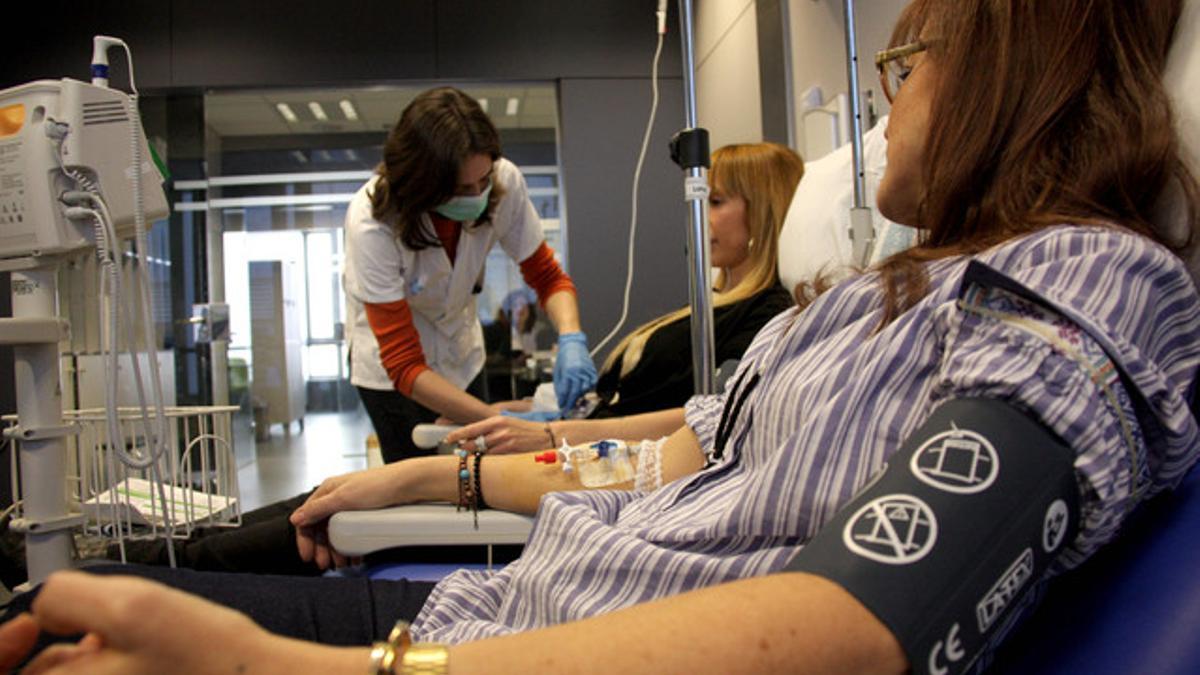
left=454, top=448, right=473, bottom=515
left=455, top=448, right=486, bottom=529
left=472, top=450, right=487, bottom=512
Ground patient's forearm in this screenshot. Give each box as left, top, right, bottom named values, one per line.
left=474, top=423, right=704, bottom=513
left=548, top=408, right=685, bottom=446
left=387, top=419, right=703, bottom=515
left=449, top=573, right=907, bottom=674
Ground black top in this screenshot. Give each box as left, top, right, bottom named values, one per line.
left=592, top=283, right=794, bottom=418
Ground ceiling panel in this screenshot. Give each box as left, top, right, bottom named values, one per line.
left=206, top=85, right=557, bottom=138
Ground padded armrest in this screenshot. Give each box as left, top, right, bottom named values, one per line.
left=327, top=503, right=535, bottom=557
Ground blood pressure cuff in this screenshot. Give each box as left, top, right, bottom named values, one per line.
left=784, top=397, right=1079, bottom=675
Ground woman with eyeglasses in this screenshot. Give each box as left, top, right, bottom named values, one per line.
left=342, top=87, right=596, bottom=465
left=2, top=1, right=1197, bottom=673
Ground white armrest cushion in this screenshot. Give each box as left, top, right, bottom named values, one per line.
left=328, top=503, right=535, bottom=557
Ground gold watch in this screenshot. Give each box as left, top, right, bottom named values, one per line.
left=398, top=642, right=451, bottom=674
left=367, top=621, right=450, bottom=675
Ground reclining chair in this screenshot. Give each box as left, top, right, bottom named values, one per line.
left=329, top=3, right=1200, bottom=668
left=987, top=11, right=1200, bottom=670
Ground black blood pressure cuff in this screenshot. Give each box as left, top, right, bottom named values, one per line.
left=784, top=398, right=1079, bottom=675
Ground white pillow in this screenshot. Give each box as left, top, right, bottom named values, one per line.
left=1159, top=0, right=1200, bottom=286
left=777, top=115, right=916, bottom=296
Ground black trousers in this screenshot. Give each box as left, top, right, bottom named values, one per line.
left=355, top=370, right=488, bottom=464
left=109, top=492, right=322, bottom=575
left=3, top=564, right=437, bottom=661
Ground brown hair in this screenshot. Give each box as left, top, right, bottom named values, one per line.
left=603, top=142, right=804, bottom=377
left=369, top=87, right=505, bottom=250
left=876, top=0, right=1198, bottom=324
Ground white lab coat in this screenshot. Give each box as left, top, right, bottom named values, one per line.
left=777, top=116, right=918, bottom=294
left=343, top=157, right=544, bottom=391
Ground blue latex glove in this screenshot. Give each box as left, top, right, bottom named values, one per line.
left=554, top=331, right=598, bottom=412
left=500, top=409, right=561, bottom=422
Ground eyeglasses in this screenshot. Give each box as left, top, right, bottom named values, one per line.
left=875, top=40, right=930, bottom=104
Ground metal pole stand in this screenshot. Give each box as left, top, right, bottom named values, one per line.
left=674, top=0, right=717, bottom=396
left=842, top=0, right=875, bottom=266
left=1, top=264, right=83, bottom=588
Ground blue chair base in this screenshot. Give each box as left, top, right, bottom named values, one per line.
left=365, top=562, right=496, bottom=582
left=991, top=468, right=1200, bottom=674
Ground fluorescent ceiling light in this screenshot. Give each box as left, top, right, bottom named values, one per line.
left=275, top=102, right=298, bottom=123
left=308, top=101, right=328, bottom=121
left=315, top=150, right=333, bottom=162
left=339, top=99, right=359, bottom=121
left=292, top=204, right=333, bottom=212
left=478, top=98, right=488, bottom=112
left=290, top=150, right=308, bottom=163
left=506, top=97, right=519, bottom=116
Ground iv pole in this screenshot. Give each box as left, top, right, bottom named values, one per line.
left=672, top=0, right=716, bottom=396
left=0, top=262, right=83, bottom=587
left=671, top=0, right=871, bottom=390
left=843, top=0, right=874, bottom=265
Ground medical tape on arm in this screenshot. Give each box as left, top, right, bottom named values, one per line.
left=634, top=436, right=668, bottom=492
left=783, top=398, right=1080, bottom=675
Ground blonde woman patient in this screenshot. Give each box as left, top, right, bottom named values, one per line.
left=448, top=141, right=802, bottom=454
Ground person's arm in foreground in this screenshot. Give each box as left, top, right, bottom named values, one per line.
left=0, top=572, right=358, bottom=675
left=0, top=571, right=906, bottom=675
left=290, top=421, right=705, bottom=568
left=446, top=408, right=686, bottom=454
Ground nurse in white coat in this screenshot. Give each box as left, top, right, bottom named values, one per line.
left=343, top=87, right=596, bottom=463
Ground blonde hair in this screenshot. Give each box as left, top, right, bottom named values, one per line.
left=603, top=142, right=804, bottom=377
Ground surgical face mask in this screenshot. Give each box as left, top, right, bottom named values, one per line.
left=434, top=181, right=492, bottom=222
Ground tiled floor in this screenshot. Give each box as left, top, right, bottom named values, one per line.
left=236, top=407, right=373, bottom=511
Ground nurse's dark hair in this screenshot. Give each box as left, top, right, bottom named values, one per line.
left=370, top=87, right=505, bottom=250
left=875, top=0, right=1198, bottom=325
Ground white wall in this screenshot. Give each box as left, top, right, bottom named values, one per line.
left=788, top=0, right=907, bottom=160
left=694, top=1, right=908, bottom=158
left=696, top=0, right=764, bottom=150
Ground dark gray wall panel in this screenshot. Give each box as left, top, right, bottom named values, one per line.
left=170, top=1, right=437, bottom=88
left=437, top=1, right=682, bottom=80
left=3, top=2, right=682, bottom=90
left=0, top=2, right=699, bottom=396
left=558, top=77, right=689, bottom=365
left=757, top=0, right=793, bottom=145
left=0, top=1, right=171, bottom=90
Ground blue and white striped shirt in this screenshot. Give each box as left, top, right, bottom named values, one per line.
left=412, top=226, right=1200, bottom=643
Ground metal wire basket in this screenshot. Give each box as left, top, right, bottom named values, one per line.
left=6, top=405, right=243, bottom=552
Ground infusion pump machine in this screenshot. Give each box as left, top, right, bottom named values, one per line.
left=0, top=77, right=167, bottom=262
left=0, top=60, right=169, bottom=586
